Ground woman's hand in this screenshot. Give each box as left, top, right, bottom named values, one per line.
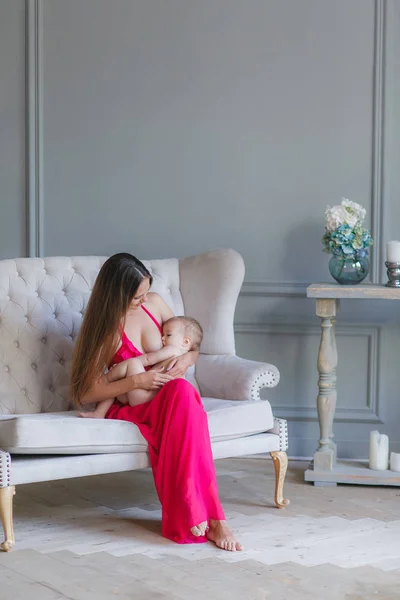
left=134, top=370, right=173, bottom=390
left=164, top=352, right=194, bottom=378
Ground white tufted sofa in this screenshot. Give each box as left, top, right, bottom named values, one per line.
left=0, top=248, right=288, bottom=551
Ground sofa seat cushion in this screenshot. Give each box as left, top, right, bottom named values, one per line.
left=202, top=398, right=274, bottom=442
left=0, top=412, right=147, bottom=455
left=0, top=398, right=274, bottom=455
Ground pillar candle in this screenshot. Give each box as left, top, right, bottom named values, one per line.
left=390, top=452, right=400, bottom=472
left=369, top=430, right=389, bottom=470
left=386, top=241, right=400, bottom=263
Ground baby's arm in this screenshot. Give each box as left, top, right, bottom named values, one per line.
left=139, top=346, right=183, bottom=368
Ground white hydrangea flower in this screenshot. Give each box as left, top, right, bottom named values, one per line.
left=344, top=211, right=358, bottom=229
left=341, top=198, right=366, bottom=222
left=325, top=205, right=348, bottom=232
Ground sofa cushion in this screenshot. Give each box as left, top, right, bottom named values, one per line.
left=0, top=399, right=274, bottom=454
left=203, top=398, right=274, bottom=442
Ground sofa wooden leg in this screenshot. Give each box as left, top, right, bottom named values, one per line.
left=0, top=486, right=15, bottom=551
left=270, top=451, right=290, bottom=509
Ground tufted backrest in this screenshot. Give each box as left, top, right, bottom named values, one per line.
left=0, top=256, right=186, bottom=414
left=0, top=249, right=244, bottom=415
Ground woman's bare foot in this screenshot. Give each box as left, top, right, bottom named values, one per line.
left=207, top=520, right=243, bottom=552
left=190, top=521, right=208, bottom=537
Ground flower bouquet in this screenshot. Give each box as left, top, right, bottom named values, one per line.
left=322, top=198, right=373, bottom=284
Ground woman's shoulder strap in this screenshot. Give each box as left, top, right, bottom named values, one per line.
left=141, top=304, right=163, bottom=333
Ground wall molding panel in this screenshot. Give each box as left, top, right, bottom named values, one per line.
left=25, top=0, right=390, bottom=271
left=26, top=0, right=43, bottom=257
left=239, top=0, right=389, bottom=291
left=240, top=282, right=308, bottom=298
left=370, top=0, right=386, bottom=283
left=235, top=323, right=382, bottom=424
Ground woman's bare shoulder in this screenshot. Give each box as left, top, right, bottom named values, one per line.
left=146, top=292, right=164, bottom=305
left=145, top=293, right=174, bottom=320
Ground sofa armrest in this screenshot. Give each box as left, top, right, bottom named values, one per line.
left=196, top=354, right=280, bottom=401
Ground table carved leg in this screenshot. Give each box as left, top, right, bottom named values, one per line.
left=313, top=298, right=338, bottom=473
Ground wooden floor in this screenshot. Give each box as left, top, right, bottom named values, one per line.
left=1, top=458, right=399, bottom=599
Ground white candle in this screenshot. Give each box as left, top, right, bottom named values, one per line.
left=369, top=430, right=389, bottom=470
left=386, top=241, right=400, bottom=263
left=390, top=452, right=400, bottom=472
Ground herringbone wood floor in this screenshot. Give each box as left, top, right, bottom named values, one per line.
left=1, top=458, right=399, bottom=599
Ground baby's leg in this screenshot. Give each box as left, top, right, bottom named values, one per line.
left=78, top=362, right=131, bottom=419
left=118, top=358, right=157, bottom=407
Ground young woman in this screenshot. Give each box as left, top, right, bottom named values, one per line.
left=70, top=253, right=243, bottom=551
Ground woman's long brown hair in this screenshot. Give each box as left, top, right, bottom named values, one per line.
left=70, top=253, right=152, bottom=407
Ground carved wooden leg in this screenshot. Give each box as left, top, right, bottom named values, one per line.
left=270, top=451, right=290, bottom=508
left=314, top=298, right=338, bottom=472
left=0, top=486, right=15, bottom=552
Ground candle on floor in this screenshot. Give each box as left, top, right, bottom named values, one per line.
left=369, top=430, right=389, bottom=470
left=386, top=241, right=400, bottom=263
left=390, top=452, right=400, bottom=472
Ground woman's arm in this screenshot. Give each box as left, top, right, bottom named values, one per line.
left=165, top=350, right=199, bottom=378
left=79, top=370, right=173, bottom=405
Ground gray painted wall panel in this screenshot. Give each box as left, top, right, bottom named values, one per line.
left=0, top=0, right=26, bottom=258
left=236, top=327, right=371, bottom=412
left=41, top=0, right=374, bottom=283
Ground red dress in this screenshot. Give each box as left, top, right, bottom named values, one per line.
left=105, top=305, right=225, bottom=544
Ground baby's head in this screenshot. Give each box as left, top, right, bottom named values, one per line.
left=162, top=317, right=203, bottom=352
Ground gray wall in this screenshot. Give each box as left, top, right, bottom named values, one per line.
left=0, top=0, right=26, bottom=258
left=1, top=0, right=400, bottom=458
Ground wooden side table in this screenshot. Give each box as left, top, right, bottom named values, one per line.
left=305, top=283, right=400, bottom=487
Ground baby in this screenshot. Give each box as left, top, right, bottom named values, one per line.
left=79, top=316, right=203, bottom=419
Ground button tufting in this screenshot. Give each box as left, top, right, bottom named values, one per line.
left=21, top=389, right=26, bottom=395
left=41, top=337, right=47, bottom=344
left=24, top=316, right=28, bottom=322
left=49, top=385, right=54, bottom=392
left=59, top=358, right=65, bottom=366
left=31, top=363, right=37, bottom=371
left=4, top=366, right=9, bottom=372
left=14, top=341, right=19, bottom=348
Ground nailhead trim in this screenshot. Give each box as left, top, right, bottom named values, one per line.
left=250, top=368, right=280, bottom=401
left=0, top=449, right=11, bottom=488
left=274, top=418, right=288, bottom=451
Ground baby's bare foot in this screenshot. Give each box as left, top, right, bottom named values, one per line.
left=207, top=520, right=243, bottom=552
left=78, top=411, right=103, bottom=419
left=190, top=521, right=208, bottom=537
